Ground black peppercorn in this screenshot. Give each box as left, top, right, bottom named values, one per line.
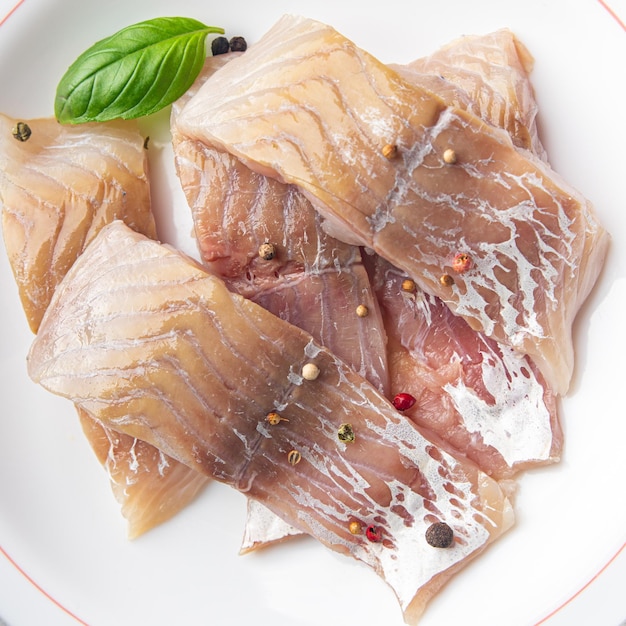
left=425, top=522, right=454, bottom=548
left=229, top=36, right=248, bottom=52
left=211, top=36, right=230, bottom=56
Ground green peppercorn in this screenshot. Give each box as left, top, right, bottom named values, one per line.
left=12, top=122, right=31, bottom=142
left=211, top=36, right=230, bottom=56
left=337, top=423, right=355, bottom=443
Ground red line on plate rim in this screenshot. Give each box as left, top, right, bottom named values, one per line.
left=534, top=541, right=626, bottom=624
left=0, top=0, right=622, bottom=623
left=0, top=544, right=88, bottom=625
left=0, top=0, right=25, bottom=27
left=598, top=0, right=626, bottom=30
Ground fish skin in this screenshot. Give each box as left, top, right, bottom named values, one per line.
left=173, top=34, right=559, bottom=547
left=77, top=408, right=209, bottom=539
left=175, top=15, right=610, bottom=396
left=377, top=31, right=561, bottom=478
left=369, top=255, right=561, bottom=479
left=0, top=114, right=155, bottom=333
left=172, top=54, right=390, bottom=548
left=28, top=221, right=514, bottom=623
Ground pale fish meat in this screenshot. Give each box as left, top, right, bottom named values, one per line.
left=376, top=31, right=561, bottom=478
left=0, top=114, right=155, bottom=332
left=77, top=408, right=209, bottom=539
left=173, top=36, right=548, bottom=548
left=171, top=138, right=389, bottom=394
left=369, top=255, right=561, bottom=479
left=172, top=138, right=389, bottom=549
left=392, top=29, right=546, bottom=159
left=28, top=221, right=514, bottom=624
left=172, top=54, right=389, bottom=550
left=0, top=112, right=204, bottom=537
left=176, top=15, right=610, bottom=396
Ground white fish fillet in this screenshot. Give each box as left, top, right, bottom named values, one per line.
left=0, top=114, right=155, bottom=332
left=392, top=28, right=546, bottom=159
left=28, top=221, right=514, bottom=624
left=175, top=15, right=610, bottom=395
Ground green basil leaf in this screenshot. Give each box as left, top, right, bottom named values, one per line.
left=55, top=17, right=224, bottom=124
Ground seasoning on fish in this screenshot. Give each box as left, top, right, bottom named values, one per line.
left=229, top=36, right=247, bottom=52
left=258, top=242, right=276, bottom=260
left=287, top=450, right=302, bottom=466
left=439, top=274, right=454, bottom=287
left=401, top=279, right=416, bottom=293
left=301, top=362, right=320, bottom=381
left=366, top=525, right=383, bottom=543
left=176, top=15, right=609, bottom=395
left=442, top=148, right=457, bottom=164
left=425, top=522, right=454, bottom=548
left=12, top=121, right=31, bottom=142
left=394, top=29, right=548, bottom=159
left=211, top=36, right=230, bottom=55
left=266, top=411, right=288, bottom=425
left=370, top=256, right=561, bottom=479
left=452, top=253, right=472, bottom=274
left=337, top=423, right=355, bottom=443
left=27, top=222, right=514, bottom=624
left=171, top=59, right=389, bottom=396
left=382, top=143, right=398, bottom=159
left=392, top=393, right=417, bottom=411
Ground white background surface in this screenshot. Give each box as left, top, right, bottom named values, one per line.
left=0, top=1, right=625, bottom=625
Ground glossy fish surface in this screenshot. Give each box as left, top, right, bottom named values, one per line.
left=176, top=15, right=610, bottom=395
left=78, top=409, right=209, bottom=539
left=395, top=29, right=546, bottom=159
left=0, top=114, right=155, bottom=332
left=370, top=255, right=561, bottom=479
left=28, top=221, right=514, bottom=623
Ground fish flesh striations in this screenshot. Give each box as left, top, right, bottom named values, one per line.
left=392, top=29, right=546, bottom=159
left=172, top=58, right=389, bottom=395
left=28, top=221, right=514, bottom=624
left=369, top=255, right=561, bottom=479
left=376, top=30, right=561, bottom=478
left=171, top=32, right=563, bottom=547
left=172, top=28, right=563, bottom=487
left=0, top=114, right=155, bottom=332
left=77, top=407, right=209, bottom=539
left=0, top=113, right=208, bottom=537
left=172, top=55, right=389, bottom=549
left=175, top=15, right=610, bottom=396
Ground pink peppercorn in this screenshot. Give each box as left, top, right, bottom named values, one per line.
left=392, top=393, right=416, bottom=411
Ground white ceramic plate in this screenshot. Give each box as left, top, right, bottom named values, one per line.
left=0, top=1, right=625, bottom=625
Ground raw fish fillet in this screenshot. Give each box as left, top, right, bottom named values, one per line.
left=393, top=29, right=546, bottom=159
left=377, top=31, right=561, bottom=477
left=369, top=255, right=561, bottom=478
left=173, top=36, right=557, bottom=547
left=172, top=118, right=389, bottom=394
left=176, top=15, right=610, bottom=395
left=0, top=114, right=155, bottom=332
left=0, top=112, right=204, bottom=537
left=28, top=221, right=514, bottom=623
left=78, top=408, right=209, bottom=538
left=173, top=54, right=389, bottom=548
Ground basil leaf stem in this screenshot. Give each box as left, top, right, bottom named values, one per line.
left=55, top=17, right=224, bottom=124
